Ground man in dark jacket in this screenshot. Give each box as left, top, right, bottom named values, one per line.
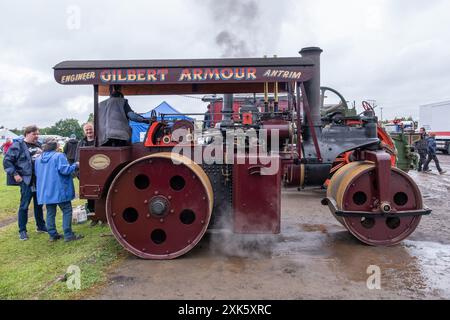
left=415, top=128, right=428, bottom=172
left=75, top=122, right=95, bottom=163
left=423, top=133, right=446, bottom=174
left=203, top=104, right=212, bottom=129
left=75, top=122, right=96, bottom=224
left=63, top=134, right=79, bottom=165
left=3, top=125, right=47, bottom=240
left=98, top=85, right=150, bottom=147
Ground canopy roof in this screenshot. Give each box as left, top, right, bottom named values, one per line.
left=129, top=101, right=193, bottom=144
left=141, top=101, right=194, bottom=121
left=53, top=55, right=317, bottom=96
left=0, top=129, right=18, bottom=139
left=54, top=57, right=314, bottom=70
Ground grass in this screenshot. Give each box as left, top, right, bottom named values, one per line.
left=0, top=156, right=21, bottom=223
left=0, top=220, right=124, bottom=299
left=0, top=155, right=125, bottom=299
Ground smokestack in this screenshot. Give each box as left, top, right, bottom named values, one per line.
left=222, top=94, right=234, bottom=126
left=300, top=47, right=323, bottom=126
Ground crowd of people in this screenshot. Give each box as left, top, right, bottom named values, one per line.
left=2, top=123, right=95, bottom=241
left=1, top=85, right=149, bottom=242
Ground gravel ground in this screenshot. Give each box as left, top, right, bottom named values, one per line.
left=93, top=155, right=450, bottom=300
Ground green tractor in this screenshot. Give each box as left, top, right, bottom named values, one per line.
left=382, top=121, right=421, bottom=173
left=319, top=87, right=419, bottom=173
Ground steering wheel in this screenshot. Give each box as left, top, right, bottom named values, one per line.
left=320, top=87, right=348, bottom=112
left=362, top=101, right=374, bottom=112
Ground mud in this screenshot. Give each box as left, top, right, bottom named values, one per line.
left=94, top=155, right=450, bottom=300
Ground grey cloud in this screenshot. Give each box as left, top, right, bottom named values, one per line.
left=1, top=0, right=450, bottom=128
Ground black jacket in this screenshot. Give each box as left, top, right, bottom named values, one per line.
left=415, top=134, right=429, bottom=153
left=75, top=137, right=95, bottom=163
left=63, top=138, right=79, bottom=161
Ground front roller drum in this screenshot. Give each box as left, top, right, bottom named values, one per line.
left=106, top=153, right=213, bottom=259
left=327, top=162, right=424, bottom=246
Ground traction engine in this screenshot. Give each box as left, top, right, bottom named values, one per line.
left=53, top=47, right=431, bottom=259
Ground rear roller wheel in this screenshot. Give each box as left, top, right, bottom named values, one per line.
left=327, top=161, right=362, bottom=226
left=327, top=162, right=423, bottom=246
left=106, top=153, right=213, bottom=259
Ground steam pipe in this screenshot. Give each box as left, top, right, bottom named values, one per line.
left=274, top=82, right=279, bottom=112
left=264, top=82, right=269, bottom=113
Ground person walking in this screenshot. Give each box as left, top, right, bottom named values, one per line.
left=35, top=138, right=84, bottom=242
left=423, top=133, right=446, bottom=174
left=63, top=134, right=79, bottom=165
left=415, top=128, right=429, bottom=172
left=3, top=125, right=46, bottom=240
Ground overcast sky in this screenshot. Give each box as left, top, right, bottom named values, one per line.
left=1, top=0, right=450, bottom=129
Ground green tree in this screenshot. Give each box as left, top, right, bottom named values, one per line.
left=87, top=113, right=94, bottom=123
left=50, top=119, right=83, bottom=138
left=9, top=128, right=23, bottom=136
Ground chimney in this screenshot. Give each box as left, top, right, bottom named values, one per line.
left=221, top=94, right=234, bottom=126
left=300, top=47, right=323, bottom=126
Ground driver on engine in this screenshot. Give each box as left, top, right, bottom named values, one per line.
left=98, top=85, right=151, bottom=147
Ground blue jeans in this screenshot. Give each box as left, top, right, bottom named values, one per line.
left=46, top=201, right=74, bottom=239
left=18, top=182, right=46, bottom=233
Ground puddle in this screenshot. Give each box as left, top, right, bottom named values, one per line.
left=403, top=240, right=450, bottom=298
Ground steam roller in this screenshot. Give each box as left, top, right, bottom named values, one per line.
left=54, top=46, right=432, bottom=259
left=106, top=153, right=213, bottom=259
left=324, top=151, right=427, bottom=246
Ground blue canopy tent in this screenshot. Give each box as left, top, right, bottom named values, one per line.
left=129, top=101, right=194, bottom=143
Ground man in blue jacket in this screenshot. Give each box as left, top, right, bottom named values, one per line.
left=3, top=125, right=46, bottom=240
left=423, top=133, right=446, bottom=175
left=35, top=138, right=84, bottom=242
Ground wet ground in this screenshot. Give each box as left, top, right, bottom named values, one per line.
left=94, top=155, right=450, bottom=299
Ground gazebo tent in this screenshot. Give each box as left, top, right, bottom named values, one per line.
left=0, top=129, right=19, bottom=145
left=130, top=101, right=193, bottom=143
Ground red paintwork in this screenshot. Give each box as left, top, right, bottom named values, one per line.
left=242, top=112, right=253, bottom=125
left=232, top=155, right=281, bottom=234
left=79, top=147, right=132, bottom=199
left=357, top=150, right=392, bottom=204
left=338, top=158, right=423, bottom=246
left=432, top=132, right=450, bottom=136
left=106, top=156, right=211, bottom=259
left=209, top=99, right=289, bottom=126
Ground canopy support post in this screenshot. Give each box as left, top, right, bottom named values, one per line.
left=94, top=85, right=99, bottom=147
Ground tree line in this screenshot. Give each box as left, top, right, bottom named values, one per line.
left=8, top=113, right=94, bottom=139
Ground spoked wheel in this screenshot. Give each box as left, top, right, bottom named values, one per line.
left=327, top=162, right=423, bottom=246
left=106, top=153, right=213, bottom=259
